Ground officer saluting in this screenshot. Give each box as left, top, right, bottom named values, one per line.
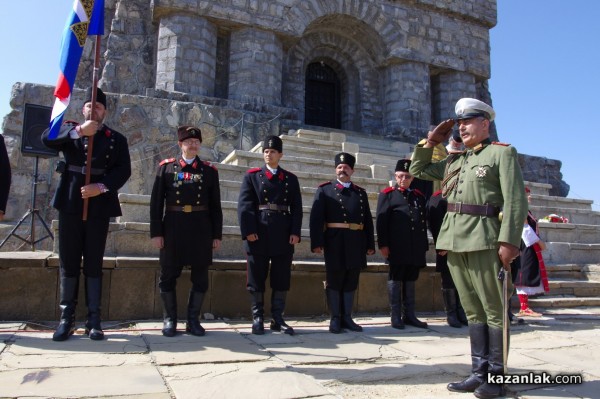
left=238, top=135, right=302, bottom=335
left=150, top=126, right=223, bottom=337
left=376, top=159, right=429, bottom=330
left=410, top=98, right=527, bottom=398
left=310, top=153, right=375, bottom=333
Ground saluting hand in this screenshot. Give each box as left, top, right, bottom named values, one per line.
left=425, top=119, right=455, bottom=147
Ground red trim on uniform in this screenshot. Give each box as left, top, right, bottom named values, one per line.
left=492, top=141, right=510, bottom=146
left=203, top=160, right=217, bottom=170
left=265, top=170, right=274, bottom=180
left=159, top=158, right=176, bottom=166
left=335, top=183, right=344, bottom=190
left=279, top=172, right=284, bottom=181
left=179, top=158, right=187, bottom=168
left=247, top=167, right=262, bottom=173
left=381, top=186, right=395, bottom=194
left=104, top=127, right=111, bottom=138
left=192, top=160, right=198, bottom=169
left=432, top=189, right=443, bottom=197
left=318, top=181, right=331, bottom=187
left=413, top=188, right=425, bottom=197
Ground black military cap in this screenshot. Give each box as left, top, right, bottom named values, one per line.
left=395, top=159, right=411, bottom=172
left=84, top=87, right=107, bottom=108
left=177, top=126, right=202, bottom=142
left=263, top=135, right=283, bottom=152
left=335, top=152, right=356, bottom=169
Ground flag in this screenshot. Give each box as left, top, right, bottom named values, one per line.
left=47, top=0, right=104, bottom=139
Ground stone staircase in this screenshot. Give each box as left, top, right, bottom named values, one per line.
left=2, top=128, right=598, bottom=321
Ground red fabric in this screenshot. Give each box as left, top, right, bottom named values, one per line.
left=518, top=294, right=529, bottom=310
left=533, top=242, right=550, bottom=292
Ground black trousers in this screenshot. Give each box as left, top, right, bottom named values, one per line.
left=326, top=269, right=360, bottom=292
left=246, top=253, right=293, bottom=292
left=159, top=262, right=209, bottom=293
left=58, top=212, right=109, bottom=278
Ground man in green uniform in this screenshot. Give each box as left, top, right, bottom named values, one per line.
left=410, top=98, right=527, bottom=399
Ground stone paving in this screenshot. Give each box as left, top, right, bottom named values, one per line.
left=0, top=312, right=598, bottom=398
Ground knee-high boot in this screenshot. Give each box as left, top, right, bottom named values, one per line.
left=186, top=290, right=205, bottom=336
left=447, top=323, right=489, bottom=393
left=402, top=281, right=428, bottom=328
left=341, top=291, right=362, bottom=332
left=160, top=291, right=178, bottom=337
left=442, top=288, right=463, bottom=328
left=84, top=277, right=104, bottom=340
left=270, top=291, right=294, bottom=335
left=250, top=291, right=265, bottom=335
left=53, top=276, right=79, bottom=342
left=326, top=288, right=342, bottom=334
left=474, top=327, right=507, bottom=398
left=387, top=280, right=404, bottom=329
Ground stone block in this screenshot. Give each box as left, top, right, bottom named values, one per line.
left=209, top=270, right=247, bottom=318
left=357, top=271, right=388, bottom=313
left=0, top=266, right=57, bottom=320
left=108, top=268, right=157, bottom=320
left=286, top=271, right=327, bottom=316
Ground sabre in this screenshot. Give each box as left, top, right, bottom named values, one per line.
left=497, top=267, right=509, bottom=374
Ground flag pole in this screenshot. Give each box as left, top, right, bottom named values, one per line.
left=82, top=34, right=102, bottom=221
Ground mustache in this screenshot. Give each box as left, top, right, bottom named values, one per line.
left=337, top=171, right=348, bottom=176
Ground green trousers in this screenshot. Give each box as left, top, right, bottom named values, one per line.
left=447, top=249, right=511, bottom=329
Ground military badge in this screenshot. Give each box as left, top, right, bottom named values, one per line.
left=340, top=154, right=345, bottom=163
left=475, top=166, right=487, bottom=178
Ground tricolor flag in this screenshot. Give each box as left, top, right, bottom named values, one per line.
left=47, top=0, right=104, bottom=139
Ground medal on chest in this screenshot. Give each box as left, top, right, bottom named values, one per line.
left=475, top=166, right=487, bottom=178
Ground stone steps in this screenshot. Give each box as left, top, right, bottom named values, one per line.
left=528, top=296, right=600, bottom=309
left=529, top=194, right=594, bottom=211
left=542, top=242, right=600, bottom=264
left=530, top=204, right=600, bottom=225
left=546, top=279, right=600, bottom=297
left=539, top=222, right=600, bottom=244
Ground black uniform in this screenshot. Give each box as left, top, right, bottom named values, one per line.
left=42, top=122, right=131, bottom=278
left=0, top=134, right=11, bottom=216
left=309, top=180, right=375, bottom=291
left=150, top=156, right=223, bottom=293
left=376, top=185, right=428, bottom=281
left=238, top=165, right=302, bottom=292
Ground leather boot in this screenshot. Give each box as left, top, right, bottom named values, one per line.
left=186, top=290, right=205, bottom=336
left=53, top=276, right=79, bottom=342
left=402, top=281, right=428, bottom=328
left=340, top=291, right=362, bottom=332
left=270, top=291, right=294, bottom=335
left=387, top=280, right=404, bottom=329
left=160, top=291, right=178, bottom=337
left=474, top=327, right=507, bottom=398
left=250, top=291, right=265, bottom=335
left=84, top=277, right=104, bottom=340
left=442, top=288, right=462, bottom=328
left=326, top=288, right=342, bottom=334
left=447, top=323, right=489, bottom=393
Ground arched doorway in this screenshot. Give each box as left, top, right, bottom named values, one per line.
left=304, top=62, right=341, bottom=129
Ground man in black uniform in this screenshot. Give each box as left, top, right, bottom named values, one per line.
left=238, top=135, right=302, bottom=335
left=150, top=126, right=223, bottom=337
left=0, top=134, right=11, bottom=221
left=309, top=152, right=375, bottom=333
left=42, top=87, right=131, bottom=341
left=376, top=159, right=429, bottom=330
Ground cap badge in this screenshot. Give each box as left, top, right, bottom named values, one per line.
left=403, top=162, right=409, bottom=170
left=475, top=166, right=487, bottom=178
left=340, top=154, right=345, bottom=162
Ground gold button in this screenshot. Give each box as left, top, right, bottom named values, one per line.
left=176, top=200, right=180, bottom=204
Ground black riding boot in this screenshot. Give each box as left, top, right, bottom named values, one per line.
left=160, top=291, right=178, bottom=337
left=53, top=276, right=79, bottom=341
left=341, top=291, right=362, bottom=332
left=442, top=288, right=463, bottom=328
left=447, top=323, right=489, bottom=393
left=250, top=291, right=265, bottom=335
left=387, top=280, right=404, bottom=329
left=270, top=291, right=294, bottom=335
left=186, top=290, right=205, bottom=336
left=84, top=277, right=104, bottom=340
left=474, top=327, right=507, bottom=398
left=326, top=288, right=342, bottom=334
left=402, top=281, right=427, bottom=328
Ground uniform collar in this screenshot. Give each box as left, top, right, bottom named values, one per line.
left=179, top=155, right=199, bottom=169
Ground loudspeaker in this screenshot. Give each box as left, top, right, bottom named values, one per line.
left=21, top=103, right=59, bottom=158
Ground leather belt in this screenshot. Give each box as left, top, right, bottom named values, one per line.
left=166, top=205, right=208, bottom=213
left=258, top=204, right=289, bottom=212
left=326, top=222, right=364, bottom=231
left=447, top=202, right=500, bottom=217
left=67, top=164, right=105, bottom=175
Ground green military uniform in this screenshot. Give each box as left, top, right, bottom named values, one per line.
left=410, top=138, right=527, bottom=328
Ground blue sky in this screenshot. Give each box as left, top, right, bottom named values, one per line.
left=1, top=1, right=599, bottom=210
